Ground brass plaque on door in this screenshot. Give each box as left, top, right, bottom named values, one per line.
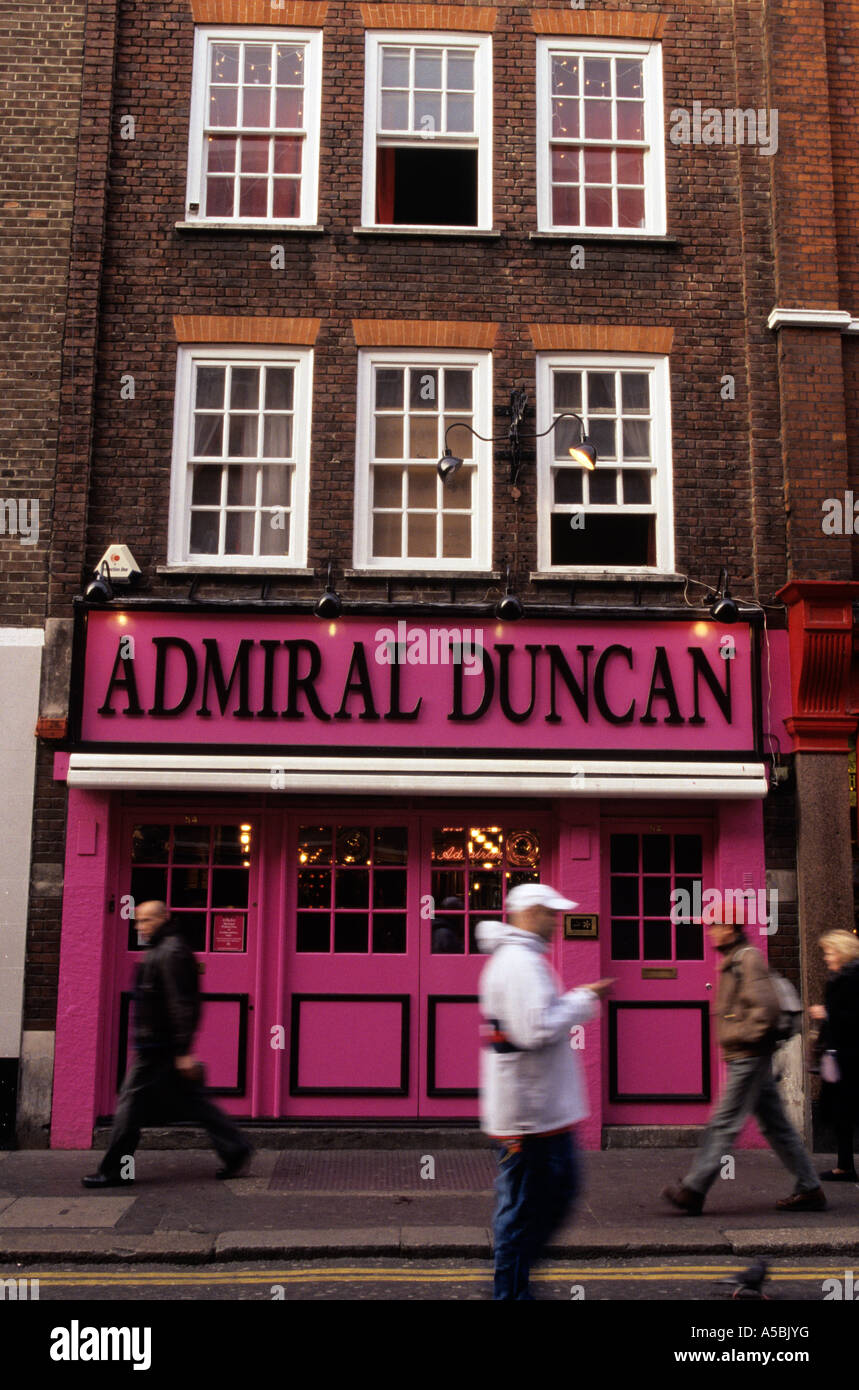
left=642, top=967, right=677, bottom=980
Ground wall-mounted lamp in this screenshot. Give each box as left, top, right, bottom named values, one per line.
left=85, top=561, right=114, bottom=604
left=495, top=564, right=524, bottom=622
left=314, top=561, right=342, bottom=619
left=437, top=387, right=598, bottom=491
left=709, top=567, right=739, bottom=624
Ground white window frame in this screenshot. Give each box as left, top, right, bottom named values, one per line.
left=536, top=36, right=666, bottom=236
left=536, top=352, right=674, bottom=573
left=353, top=348, right=493, bottom=571
left=168, top=344, right=313, bottom=570
left=185, top=26, right=322, bottom=226
left=361, top=31, right=493, bottom=231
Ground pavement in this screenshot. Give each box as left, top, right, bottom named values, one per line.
left=0, top=1143, right=857, bottom=1265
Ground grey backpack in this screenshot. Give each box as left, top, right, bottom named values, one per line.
left=736, top=947, right=802, bottom=1044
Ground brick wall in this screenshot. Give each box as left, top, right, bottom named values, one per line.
left=0, top=1, right=86, bottom=625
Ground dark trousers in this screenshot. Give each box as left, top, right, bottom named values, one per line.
left=823, top=1077, right=858, bottom=1173
left=491, top=1129, right=580, bottom=1300
left=100, top=1052, right=248, bottom=1176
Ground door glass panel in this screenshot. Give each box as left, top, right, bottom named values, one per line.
left=334, top=912, right=369, bottom=952
left=132, top=824, right=170, bottom=862
left=675, top=921, right=704, bottom=960
left=335, top=868, right=370, bottom=908
left=610, top=834, right=637, bottom=872
left=642, top=834, right=670, bottom=872
left=373, top=913, right=407, bottom=953
left=373, top=869, right=407, bottom=908
left=642, top=876, right=670, bottom=916
left=173, top=826, right=211, bottom=862
left=298, top=825, right=331, bottom=863
left=431, top=823, right=541, bottom=954
left=295, top=824, right=411, bottom=954
left=675, top=835, right=703, bottom=874
left=128, top=821, right=254, bottom=952
left=611, top=919, right=639, bottom=959
left=643, top=919, right=671, bottom=959
left=609, top=831, right=706, bottom=961
left=297, top=912, right=330, bottom=952
left=374, top=827, right=408, bottom=864
left=611, top=877, right=638, bottom=915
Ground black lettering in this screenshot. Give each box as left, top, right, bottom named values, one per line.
left=96, top=642, right=143, bottom=717
left=282, top=639, right=330, bottom=721
left=546, top=644, right=592, bottom=723
left=149, top=637, right=198, bottom=716
left=449, top=643, right=494, bottom=721
left=688, top=646, right=732, bottom=724
left=384, top=653, right=422, bottom=720
left=640, top=646, right=685, bottom=725
left=497, top=644, right=541, bottom=723
left=334, top=642, right=380, bottom=720
left=258, top=639, right=281, bottom=718
left=196, top=638, right=254, bottom=718
left=593, top=645, right=635, bottom=724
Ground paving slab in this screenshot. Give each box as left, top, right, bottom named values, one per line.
left=544, top=1227, right=734, bottom=1255
left=215, top=1228, right=401, bottom=1258
left=0, top=1232, right=214, bottom=1262
left=0, top=1196, right=136, bottom=1229
left=400, top=1226, right=490, bottom=1255
left=726, top=1227, right=859, bottom=1257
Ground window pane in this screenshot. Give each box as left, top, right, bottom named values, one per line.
left=676, top=922, right=704, bottom=960
left=374, top=416, right=404, bottom=458
left=447, top=95, right=473, bottom=132
left=264, top=368, right=294, bottom=411
left=642, top=834, right=670, bottom=871
left=373, top=827, right=408, bottom=864
left=273, top=137, right=301, bottom=174
left=225, top=511, right=256, bottom=553
left=373, top=870, right=407, bottom=908
left=131, top=824, right=170, bottom=862
left=189, top=512, right=219, bottom=553
left=583, top=58, right=612, bottom=96
left=228, top=415, right=258, bottom=457
left=442, top=513, right=471, bottom=558
left=273, top=180, right=299, bottom=218
left=211, top=868, right=249, bottom=908
left=263, top=415, right=293, bottom=457
left=297, top=913, right=329, bottom=952
left=432, top=827, right=465, bottom=862
left=205, top=178, right=234, bottom=217
left=583, top=148, right=612, bottom=183
left=444, top=370, right=472, bottom=410
left=616, top=59, right=643, bottom=99
left=443, top=418, right=473, bottom=459
left=409, top=369, right=437, bottom=409
left=191, top=466, right=222, bottom=506
left=552, top=99, right=579, bottom=139
left=584, top=185, right=612, bottom=224
left=611, top=919, right=639, bottom=959
left=242, top=88, right=271, bottom=127
left=415, top=50, right=442, bottom=88
left=209, top=87, right=238, bottom=127
left=196, top=367, right=226, bottom=409
left=336, top=827, right=371, bottom=865
left=554, top=373, right=583, bottom=411
left=610, top=834, right=638, bottom=872
left=588, top=372, right=615, bottom=411
left=617, top=148, right=645, bottom=185
left=552, top=184, right=579, bottom=225
left=298, top=869, right=330, bottom=907
left=584, top=102, right=612, bottom=140
left=409, top=416, right=438, bottom=459
left=621, top=372, right=650, bottom=412
left=373, top=466, right=404, bottom=507
left=373, top=914, right=407, bottom=953
left=211, top=43, right=239, bottom=85
left=588, top=418, right=616, bottom=459
left=675, top=835, right=703, bottom=874
left=447, top=54, right=474, bottom=90
left=244, top=46, right=271, bottom=84
left=407, top=466, right=437, bottom=508
left=260, top=513, right=289, bottom=554
left=611, top=877, right=638, bottom=914
left=376, top=368, right=403, bottom=408
left=298, top=826, right=332, bottom=864
left=226, top=465, right=257, bottom=505
left=643, top=876, right=671, bottom=916
left=554, top=469, right=583, bottom=505
left=334, top=913, right=369, bottom=952
left=381, top=92, right=408, bottom=128
left=552, top=146, right=579, bottom=183
left=441, top=465, right=472, bottom=509
left=617, top=102, right=644, bottom=141
left=275, top=88, right=303, bottom=128
left=431, top=915, right=464, bottom=953
left=276, top=45, right=304, bottom=85
left=621, top=470, right=651, bottom=504
left=373, top=512, right=402, bottom=556
left=622, top=420, right=651, bottom=460
left=172, top=867, right=208, bottom=908
left=194, top=416, right=223, bottom=456
left=335, top=870, right=369, bottom=908
left=240, top=137, right=268, bottom=173
left=589, top=470, right=617, bottom=505
left=239, top=177, right=268, bottom=217
left=407, top=512, right=436, bottom=557
left=382, top=50, right=409, bottom=87
left=551, top=55, right=579, bottom=96
left=207, top=136, right=237, bottom=173
left=131, top=865, right=168, bottom=906
left=643, top=919, right=672, bottom=959
left=415, top=92, right=442, bottom=129
left=618, top=187, right=645, bottom=228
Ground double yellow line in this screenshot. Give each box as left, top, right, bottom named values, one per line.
left=6, top=1264, right=844, bottom=1288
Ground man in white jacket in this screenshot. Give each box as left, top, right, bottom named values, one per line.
left=477, top=882, right=613, bottom=1300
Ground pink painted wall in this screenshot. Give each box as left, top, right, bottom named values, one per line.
left=51, top=787, right=114, bottom=1148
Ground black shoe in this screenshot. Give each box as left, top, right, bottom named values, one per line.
left=818, top=1169, right=858, bottom=1183
left=215, top=1146, right=253, bottom=1180
left=81, top=1172, right=133, bottom=1189
left=661, top=1181, right=705, bottom=1215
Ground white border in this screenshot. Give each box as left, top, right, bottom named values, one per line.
left=168, top=344, right=313, bottom=570
left=361, top=30, right=493, bottom=230
left=185, top=26, right=323, bottom=226
left=536, top=36, right=666, bottom=237
left=535, top=351, right=674, bottom=574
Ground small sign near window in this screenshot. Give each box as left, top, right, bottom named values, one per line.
left=563, top=913, right=598, bottom=940
left=212, top=912, right=246, bottom=953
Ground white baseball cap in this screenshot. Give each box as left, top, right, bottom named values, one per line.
left=506, top=882, right=579, bottom=913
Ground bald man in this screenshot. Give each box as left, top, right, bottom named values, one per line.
left=83, top=901, right=252, bottom=1186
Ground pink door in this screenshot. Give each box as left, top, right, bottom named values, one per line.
left=283, top=810, right=548, bottom=1119
left=107, top=814, right=260, bottom=1117
left=418, top=818, right=545, bottom=1117
left=601, top=819, right=718, bottom=1126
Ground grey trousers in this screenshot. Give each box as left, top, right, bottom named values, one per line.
left=684, top=1052, right=819, bottom=1196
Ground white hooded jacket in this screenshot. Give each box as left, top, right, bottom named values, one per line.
left=477, top=920, right=600, bottom=1137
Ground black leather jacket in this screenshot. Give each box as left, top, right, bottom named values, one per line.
left=820, top=959, right=859, bottom=1073
left=132, top=922, right=201, bottom=1057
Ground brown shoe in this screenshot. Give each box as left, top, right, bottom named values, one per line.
left=774, top=1187, right=827, bottom=1212
left=662, top=1181, right=704, bottom=1215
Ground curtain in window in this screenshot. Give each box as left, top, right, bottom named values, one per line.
left=376, top=147, right=396, bottom=223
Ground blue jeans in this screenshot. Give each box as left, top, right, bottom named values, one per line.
left=684, top=1053, right=819, bottom=1197
left=492, top=1129, right=580, bottom=1300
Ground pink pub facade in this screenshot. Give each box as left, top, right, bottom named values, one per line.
left=50, top=605, right=790, bottom=1150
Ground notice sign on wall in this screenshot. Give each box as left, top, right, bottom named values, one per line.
left=212, top=913, right=246, bottom=953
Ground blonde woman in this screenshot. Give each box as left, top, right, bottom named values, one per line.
left=809, top=930, right=859, bottom=1182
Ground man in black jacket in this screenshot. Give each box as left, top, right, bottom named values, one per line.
left=83, top=902, right=252, bottom=1187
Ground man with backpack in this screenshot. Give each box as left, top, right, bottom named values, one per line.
left=661, top=907, right=826, bottom=1215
